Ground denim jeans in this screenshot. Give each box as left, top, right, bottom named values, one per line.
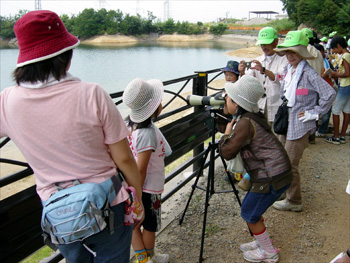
left=241, top=184, right=290, bottom=224
left=317, top=108, right=332, bottom=134
left=332, top=85, right=350, bottom=115
left=57, top=202, right=133, bottom=263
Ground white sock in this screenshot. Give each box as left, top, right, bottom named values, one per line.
left=253, top=228, right=275, bottom=254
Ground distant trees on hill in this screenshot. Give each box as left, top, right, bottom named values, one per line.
left=2, top=2, right=347, bottom=40
left=0, top=8, right=209, bottom=40
left=281, top=0, right=350, bottom=35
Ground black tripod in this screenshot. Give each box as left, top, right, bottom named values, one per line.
left=179, top=108, right=242, bottom=263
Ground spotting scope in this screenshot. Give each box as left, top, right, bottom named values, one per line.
left=186, top=93, right=225, bottom=106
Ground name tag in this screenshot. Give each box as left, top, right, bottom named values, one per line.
left=296, top=88, right=308, bottom=95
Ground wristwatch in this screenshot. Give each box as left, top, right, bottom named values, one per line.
left=262, top=67, right=266, bottom=74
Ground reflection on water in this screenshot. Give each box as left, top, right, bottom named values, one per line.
left=1, top=41, right=243, bottom=93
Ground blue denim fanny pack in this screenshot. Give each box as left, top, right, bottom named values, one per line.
left=41, top=174, right=123, bottom=255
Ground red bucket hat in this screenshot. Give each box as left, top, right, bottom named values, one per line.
left=14, top=10, right=79, bottom=67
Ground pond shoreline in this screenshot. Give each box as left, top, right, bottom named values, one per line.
left=1, top=33, right=263, bottom=59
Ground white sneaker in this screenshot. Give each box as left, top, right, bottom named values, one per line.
left=150, top=253, right=169, bottom=263
left=240, top=240, right=260, bottom=252
left=315, top=131, right=325, bottom=138
left=273, top=199, right=302, bottom=212
left=243, top=247, right=279, bottom=263
left=346, top=128, right=350, bottom=136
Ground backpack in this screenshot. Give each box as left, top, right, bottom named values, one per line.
left=41, top=174, right=123, bottom=253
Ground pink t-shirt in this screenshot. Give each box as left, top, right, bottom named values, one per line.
left=0, top=78, right=129, bottom=204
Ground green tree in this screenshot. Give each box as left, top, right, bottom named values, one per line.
left=0, top=16, right=16, bottom=39
left=0, top=10, right=29, bottom=39
left=105, top=9, right=123, bottom=35
left=74, top=8, right=100, bottom=38
left=141, top=11, right=157, bottom=34
left=176, top=21, right=191, bottom=34
left=209, top=23, right=228, bottom=35
left=119, top=14, right=142, bottom=35
left=95, top=8, right=108, bottom=34
left=162, top=18, right=176, bottom=34
left=281, top=0, right=350, bottom=35
left=60, top=14, right=75, bottom=34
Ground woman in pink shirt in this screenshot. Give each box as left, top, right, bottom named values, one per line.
left=0, top=10, right=142, bottom=262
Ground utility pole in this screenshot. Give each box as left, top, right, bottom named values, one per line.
left=35, top=0, right=42, bottom=10
left=163, top=0, right=170, bottom=21
left=99, top=0, right=106, bottom=9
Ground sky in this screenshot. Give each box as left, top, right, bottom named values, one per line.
left=1, top=0, right=286, bottom=23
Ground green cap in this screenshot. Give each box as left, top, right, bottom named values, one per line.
left=256, top=27, right=278, bottom=45
left=301, top=28, right=313, bottom=39
left=320, top=36, right=328, bottom=42
left=277, top=30, right=309, bottom=48
left=329, top=31, right=337, bottom=38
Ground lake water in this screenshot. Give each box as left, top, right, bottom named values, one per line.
left=0, top=41, right=246, bottom=93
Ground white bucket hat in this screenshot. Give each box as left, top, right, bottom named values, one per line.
left=225, top=75, right=265, bottom=113
left=123, top=78, right=164, bottom=123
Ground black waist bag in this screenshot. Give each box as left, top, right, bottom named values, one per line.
left=273, top=101, right=289, bottom=135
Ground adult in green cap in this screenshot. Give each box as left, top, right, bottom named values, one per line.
left=300, top=28, right=324, bottom=76
left=301, top=28, right=313, bottom=39
left=326, top=31, right=337, bottom=53
left=329, top=31, right=337, bottom=38
left=320, top=36, right=328, bottom=45
left=272, top=30, right=336, bottom=213
left=274, top=30, right=314, bottom=59
left=239, top=26, right=288, bottom=128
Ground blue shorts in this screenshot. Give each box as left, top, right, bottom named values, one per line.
left=241, top=184, right=290, bottom=224
left=57, top=202, right=133, bottom=262
left=332, top=85, right=350, bottom=115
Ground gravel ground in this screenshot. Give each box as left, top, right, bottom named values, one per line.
left=140, top=136, right=350, bottom=263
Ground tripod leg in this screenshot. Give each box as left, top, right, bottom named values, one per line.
left=199, top=150, right=213, bottom=263
left=179, top=147, right=210, bottom=225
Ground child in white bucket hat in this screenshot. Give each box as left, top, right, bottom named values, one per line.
left=123, top=78, right=171, bottom=263
left=218, top=75, right=293, bottom=263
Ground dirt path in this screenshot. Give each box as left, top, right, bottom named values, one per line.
left=152, top=137, right=350, bottom=263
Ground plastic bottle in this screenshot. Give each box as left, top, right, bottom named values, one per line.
left=238, top=173, right=251, bottom=191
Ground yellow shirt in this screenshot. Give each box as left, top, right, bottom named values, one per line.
left=339, top=53, right=350, bottom=87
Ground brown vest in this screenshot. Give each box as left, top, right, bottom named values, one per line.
left=240, top=112, right=293, bottom=193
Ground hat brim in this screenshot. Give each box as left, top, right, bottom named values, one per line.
left=256, top=38, right=275, bottom=46
left=273, top=46, right=315, bottom=60
left=221, top=67, right=239, bottom=75
left=130, top=79, right=164, bottom=123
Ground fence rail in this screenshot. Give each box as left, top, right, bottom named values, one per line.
left=0, top=68, right=225, bottom=263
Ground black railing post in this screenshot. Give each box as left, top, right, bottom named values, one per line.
left=192, top=71, right=208, bottom=176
